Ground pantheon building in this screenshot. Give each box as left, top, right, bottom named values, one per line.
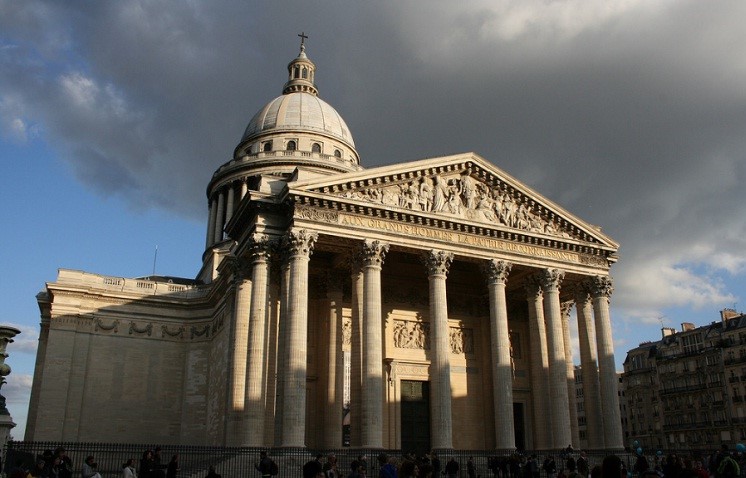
left=27, top=40, right=623, bottom=451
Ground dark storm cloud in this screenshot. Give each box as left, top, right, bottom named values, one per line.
left=2, top=0, right=746, bottom=318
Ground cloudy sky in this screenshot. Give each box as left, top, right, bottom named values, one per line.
left=1, top=1, right=745, bottom=438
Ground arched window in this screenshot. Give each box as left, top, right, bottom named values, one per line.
left=294, top=66, right=300, bottom=79
left=312, top=143, right=321, bottom=153
left=302, top=67, right=308, bottom=79
left=334, top=149, right=342, bottom=158
left=263, top=141, right=272, bottom=152
left=287, top=140, right=296, bottom=151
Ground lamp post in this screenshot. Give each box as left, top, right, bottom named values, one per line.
left=0, top=326, right=20, bottom=462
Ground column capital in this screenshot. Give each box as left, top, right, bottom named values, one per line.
left=540, top=268, right=565, bottom=292
left=570, top=280, right=593, bottom=304
left=423, top=249, right=454, bottom=277
left=483, top=259, right=512, bottom=285
left=561, top=301, right=573, bottom=320
left=228, top=256, right=252, bottom=283
left=282, top=229, right=318, bottom=259
left=589, top=275, right=614, bottom=298
left=524, top=273, right=544, bottom=300
left=248, top=234, right=274, bottom=263
left=360, top=239, right=389, bottom=267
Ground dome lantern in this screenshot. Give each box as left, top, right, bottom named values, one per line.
left=282, top=32, right=318, bottom=96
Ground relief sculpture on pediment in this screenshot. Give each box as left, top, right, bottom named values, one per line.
left=339, top=172, right=572, bottom=238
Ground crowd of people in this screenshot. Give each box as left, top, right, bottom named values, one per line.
left=7, top=444, right=746, bottom=478
left=292, top=446, right=746, bottom=478
left=7, top=446, right=181, bottom=478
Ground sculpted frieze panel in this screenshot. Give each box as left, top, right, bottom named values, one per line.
left=336, top=171, right=576, bottom=239
left=392, top=318, right=474, bottom=355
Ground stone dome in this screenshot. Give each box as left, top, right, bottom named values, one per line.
left=241, top=92, right=356, bottom=149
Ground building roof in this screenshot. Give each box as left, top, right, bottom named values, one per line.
left=241, top=92, right=355, bottom=149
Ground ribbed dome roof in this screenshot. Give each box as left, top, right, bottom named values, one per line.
left=241, top=92, right=355, bottom=148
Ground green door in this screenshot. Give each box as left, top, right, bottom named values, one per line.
left=401, top=380, right=431, bottom=455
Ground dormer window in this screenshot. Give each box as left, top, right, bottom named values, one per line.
left=312, top=143, right=321, bottom=153
left=287, top=140, right=297, bottom=151
left=263, top=141, right=272, bottom=152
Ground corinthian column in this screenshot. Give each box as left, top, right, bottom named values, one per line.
left=483, top=259, right=515, bottom=450
left=244, top=235, right=273, bottom=445
left=360, top=239, right=389, bottom=448
left=424, top=249, right=454, bottom=450
left=213, top=189, right=225, bottom=244
left=541, top=268, right=571, bottom=448
left=225, top=183, right=236, bottom=225
left=349, top=254, right=364, bottom=447
left=226, top=257, right=252, bottom=445
left=273, top=255, right=291, bottom=446
left=323, top=271, right=344, bottom=448
left=279, top=229, right=317, bottom=447
left=561, top=301, right=579, bottom=448
left=525, top=274, right=552, bottom=449
left=591, top=275, right=623, bottom=449
left=574, top=283, right=604, bottom=448
left=206, top=196, right=217, bottom=248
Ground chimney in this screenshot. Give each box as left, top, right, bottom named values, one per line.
left=721, top=308, right=739, bottom=322
left=662, top=327, right=676, bottom=338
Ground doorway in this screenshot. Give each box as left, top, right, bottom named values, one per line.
left=514, top=402, right=526, bottom=450
left=400, top=380, right=431, bottom=454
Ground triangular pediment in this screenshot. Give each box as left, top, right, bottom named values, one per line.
left=288, top=152, right=618, bottom=250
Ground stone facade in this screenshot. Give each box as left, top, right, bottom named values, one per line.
left=623, top=309, right=746, bottom=449
left=27, top=40, right=624, bottom=450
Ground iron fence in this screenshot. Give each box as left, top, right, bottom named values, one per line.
left=3, top=442, right=715, bottom=478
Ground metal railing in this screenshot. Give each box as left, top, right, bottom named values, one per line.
left=2, top=442, right=656, bottom=478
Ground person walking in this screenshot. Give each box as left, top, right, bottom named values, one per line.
left=255, top=451, right=274, bottom=478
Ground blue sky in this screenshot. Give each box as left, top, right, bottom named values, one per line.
left=2, top=1, right=746, bottom=439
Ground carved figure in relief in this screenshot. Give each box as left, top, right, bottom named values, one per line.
left=393, top=320, right=429, bottom=349
left=460, top=174, right=478, bottom=210
left=476, top=192, right=497, bottom=222
left=450, top=328, right=464, bottom=354
left=400, top=182, right=418, bottom=210
left=382, top=187, right=399, bottom=206
left=432, top=175, right=449, bottom=212
left=336, top=171, right=573, bottom=239
left=418, top=177, right=433, bottom=212
left=447, top=188, right=462, bottom=215
left=516, top=202, right=530, bottom=230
